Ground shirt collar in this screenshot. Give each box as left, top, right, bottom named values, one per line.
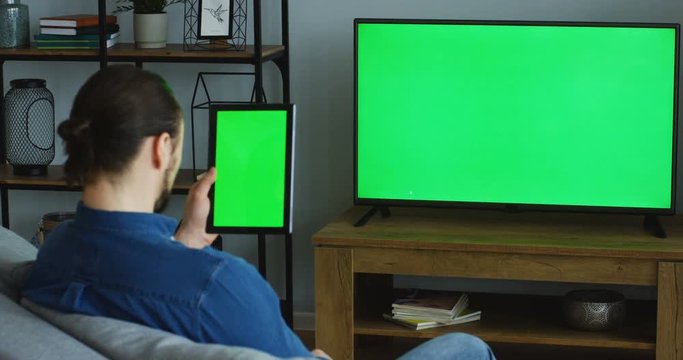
left=73, top=202, right=178, bottom=235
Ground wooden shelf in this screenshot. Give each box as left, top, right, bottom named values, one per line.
left=0, top=44, right=286, bottom=64
left=355, top=294, right=656, bottom=351
left=0, top=164, right=197, bottom=194
left=315, top=208, right=683, bottom=359
left=356, top=340, right=655, bottom=360
left=315, top=206, right=683, bottom=261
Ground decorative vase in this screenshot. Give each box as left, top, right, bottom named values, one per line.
left=134, top=13, right=168, bottom=49
left=563, top=290, right=626, bottom=331
left=4, top=79, right=55, bottom=176
left=0, top=0, right=28, bottom=48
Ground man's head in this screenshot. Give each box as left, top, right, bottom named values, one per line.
left=58, top=65, right=183, bottom=212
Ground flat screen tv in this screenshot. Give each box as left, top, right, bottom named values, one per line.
left=208, top=104, right=294, bottom=234
left=355, top=19, right=679, bottom=215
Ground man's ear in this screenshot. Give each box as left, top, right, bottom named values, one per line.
left=152, top=132, right=173, bottom=170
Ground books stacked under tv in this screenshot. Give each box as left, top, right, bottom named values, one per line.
left=384, top=290, right=481, bottom=330
left=35, top=14, right=119, bottom=49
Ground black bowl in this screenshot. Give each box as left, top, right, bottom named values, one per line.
left=563, top=290, right=626, bottom=331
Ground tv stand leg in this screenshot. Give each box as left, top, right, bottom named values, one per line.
left=354, top=206, right=391, bottom=227
left=644, top=215, right=667, bottom=239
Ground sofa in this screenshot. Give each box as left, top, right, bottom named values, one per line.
left=0, top=226, right=314, bottom=360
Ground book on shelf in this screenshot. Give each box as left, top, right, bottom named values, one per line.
left=383, top=290, right=481, bottom=330
left=34, top=32, right=120, bottom=42
left=35, top=37, right=119, bottom=49
left=40, top=24, right=120, bottom=36
left=383, top=308, right=482, bottom=331
left=39, top=14, right=117, bottom=28
left=392, top=290, right=469, bottom=318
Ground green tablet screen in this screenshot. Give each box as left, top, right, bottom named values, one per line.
left=211, top=106, right=291, bottom=230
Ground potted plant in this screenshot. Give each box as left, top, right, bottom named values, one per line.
left=115, top=0, right=183, bottom=49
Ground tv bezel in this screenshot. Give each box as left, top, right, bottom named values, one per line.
left=353, top=18, right=680, bottom=215
left=207, top=103, right=295, bottom=234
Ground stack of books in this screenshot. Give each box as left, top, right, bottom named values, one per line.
left=35, top=14, right=119, bottom=49
left=384, top=290, right=481, bottom=330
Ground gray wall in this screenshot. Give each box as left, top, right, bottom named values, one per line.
left=8, top=0, right=682, bottom=313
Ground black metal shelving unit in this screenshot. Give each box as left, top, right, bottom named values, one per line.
left=0, top=0, right=293, bottom=326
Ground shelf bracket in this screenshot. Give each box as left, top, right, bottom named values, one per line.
left=273, top=56, right=290, bottom=103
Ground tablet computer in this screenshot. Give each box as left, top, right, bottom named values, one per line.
left=207, top=104, right=295, bottom=234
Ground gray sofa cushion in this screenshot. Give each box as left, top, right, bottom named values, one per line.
left=0, top=294, right=105, bottom=359
left=23, top=299, right=315, bottom=360
left=0, top=226, right=37, bottom=301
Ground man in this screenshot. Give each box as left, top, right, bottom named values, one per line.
left=22, top=65, right=494, bottom=360
left=22, top=65, right=316, bottom=358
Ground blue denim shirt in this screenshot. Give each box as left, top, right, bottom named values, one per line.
left=22, top=203, right=310, bottom=358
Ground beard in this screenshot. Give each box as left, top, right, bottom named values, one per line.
left=153, top=187, right=171, bottom=213
left=153, top=162, right=175, bottom=214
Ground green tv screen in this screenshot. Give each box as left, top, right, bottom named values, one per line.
left=208, top=105, right=293, bottom=233
left=356, top=20, right=678, bottom=212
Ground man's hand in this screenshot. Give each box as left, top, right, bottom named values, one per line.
left=175, top=167, right=219, bottom=249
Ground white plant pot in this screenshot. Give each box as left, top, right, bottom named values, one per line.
left=133, top=13, right=168, bottom=49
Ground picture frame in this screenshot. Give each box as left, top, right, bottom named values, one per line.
left=198, top=0, right=233, bottom=39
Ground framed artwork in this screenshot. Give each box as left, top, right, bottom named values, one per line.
left=198, top=0, right=233, bottom=39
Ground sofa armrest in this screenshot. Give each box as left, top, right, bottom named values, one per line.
left=0, top=294, right=106, bottom=359
left=0, top=226, right=37, bottom=301
left=22, top=299, right=318, bottom=360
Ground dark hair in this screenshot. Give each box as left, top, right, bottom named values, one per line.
left=58, top=65, right=182, bottom=185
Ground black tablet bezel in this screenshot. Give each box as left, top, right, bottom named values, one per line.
left=207, top=103, right=294, bottom=234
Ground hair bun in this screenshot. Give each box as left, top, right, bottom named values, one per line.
left=58, top=118, right=90, bottom=144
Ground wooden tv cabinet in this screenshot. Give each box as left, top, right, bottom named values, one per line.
left=313, top=207, right=683, bottom=360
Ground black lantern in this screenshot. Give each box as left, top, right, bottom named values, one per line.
left=4, top=79, right=55, bottom=176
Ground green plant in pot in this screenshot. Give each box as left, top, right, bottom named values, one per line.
left=115, top=0, right=183, bottom=49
